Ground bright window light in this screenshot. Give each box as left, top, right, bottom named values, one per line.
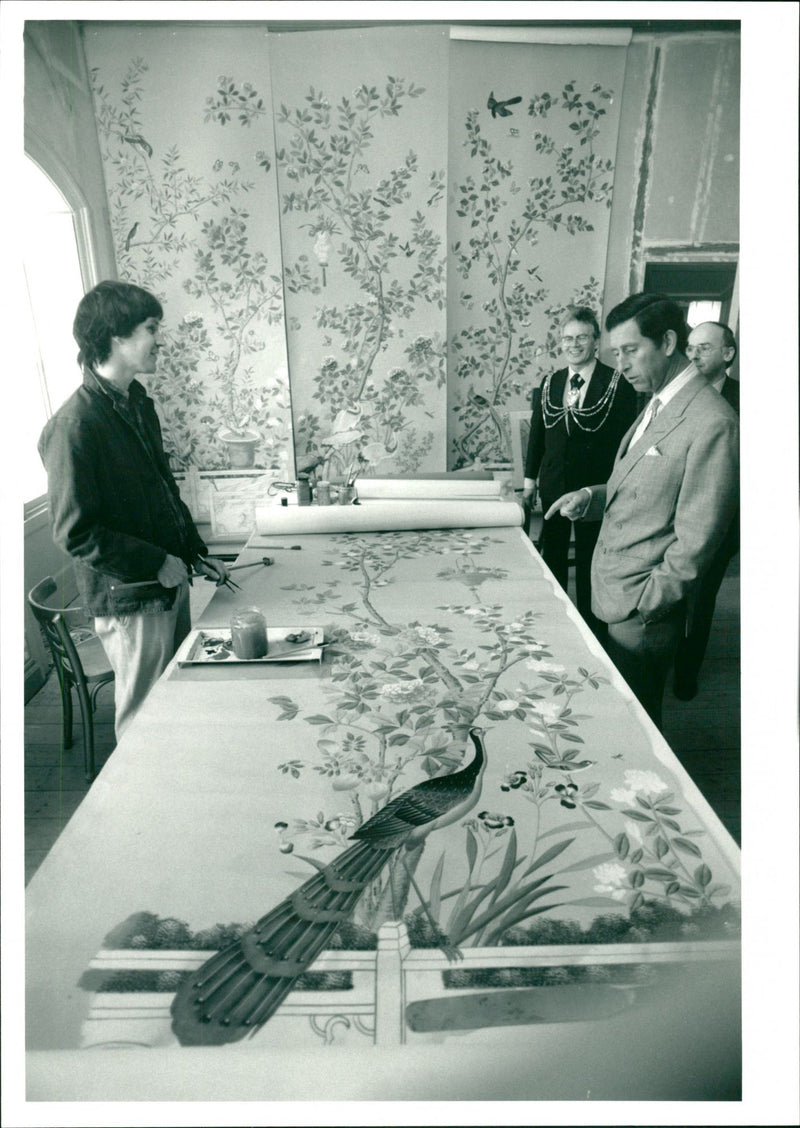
left=686, top=300, right=722, bottom=328
left=22, top=156, right=86, bottom=503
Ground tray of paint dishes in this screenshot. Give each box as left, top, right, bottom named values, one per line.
left=177, top=626, right=325, bottom=665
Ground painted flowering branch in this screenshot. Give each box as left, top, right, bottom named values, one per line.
left=451, top=80, right=616, bottom=466
left=90, top=59, right=290, bottom=469
left=273, top=79, right=445, bottom=466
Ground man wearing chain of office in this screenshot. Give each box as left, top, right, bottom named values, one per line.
left=523, top=306, right=637, bottom=639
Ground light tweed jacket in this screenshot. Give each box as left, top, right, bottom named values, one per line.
left=584, top=375, right=739, bottom=626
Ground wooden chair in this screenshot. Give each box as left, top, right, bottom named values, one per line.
left=27, top=577, right=115, bottom=782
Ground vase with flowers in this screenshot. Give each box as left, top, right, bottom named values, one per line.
left=318, top=405, right=396, bottom=491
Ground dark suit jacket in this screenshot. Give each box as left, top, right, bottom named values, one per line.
left=525, top=360, right=638, bottom=515
left=718, top=375, right=740, bottom=556
left=721, top=375, right=739, bottom=413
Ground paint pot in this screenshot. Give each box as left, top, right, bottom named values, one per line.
left=296, top=475, right=312, bottom=506
left=230, top=607, right=268, bottom=659
left=338, top=485, right=356, bottom=505
left=315, top=480, right=332, bottom=505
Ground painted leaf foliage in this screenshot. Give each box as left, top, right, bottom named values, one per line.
left=450, top=80, right=616, bottom=467
left=273, top=78, right=447, bottom=479
left=267, top=529, right=736, bottom=940
left=89, top=57, right=292, bottom=471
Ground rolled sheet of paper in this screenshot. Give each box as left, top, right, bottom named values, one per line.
left=355, top=477, right=503, bottom=500
left=254, top=498, right=523, bottom=535
left=354, top=471, right=494, bottom=480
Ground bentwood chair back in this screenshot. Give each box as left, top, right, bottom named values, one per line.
left=27, top=576, right=115, bottom=782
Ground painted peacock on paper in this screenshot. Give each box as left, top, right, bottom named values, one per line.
left=171, top=727, right=488, bottom=1045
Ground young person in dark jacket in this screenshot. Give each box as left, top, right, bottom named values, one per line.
left=38, top=281, right=231, bottom=739
left=523, top=306, right=638, bottom=638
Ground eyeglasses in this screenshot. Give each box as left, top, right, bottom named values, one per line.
left=687, top=344, right=720, bottom=355
left=561, top=334, right=593, bottom=346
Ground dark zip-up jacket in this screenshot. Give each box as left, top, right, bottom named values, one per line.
left=38, top=367, right=206, bottom=617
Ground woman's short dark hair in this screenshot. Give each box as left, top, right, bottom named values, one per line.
left=605, top=292, right=688, bottom=353
left=559, top=305, right=600, bottom=338
left=73, top=281, right=163, bottom=368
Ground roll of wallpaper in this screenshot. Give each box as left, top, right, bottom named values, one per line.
left=356, top=471, right=495, bottom=481
left=254, top=498, right=523, bottom=535
left=355, top=477, right=503, bottom=501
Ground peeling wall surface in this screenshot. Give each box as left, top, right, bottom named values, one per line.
left=602, top=33, right=740, bottom=317
left=646, top=38, right=740, bottom=245
left=26, top=23, right=740, bottom=477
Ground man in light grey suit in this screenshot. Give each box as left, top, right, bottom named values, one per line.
left=545, top=293, right=739, bottom=728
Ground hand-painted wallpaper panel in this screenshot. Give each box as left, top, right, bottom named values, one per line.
left=269, top=26, right=450, bottom=480
left=447, top=41, right=627, bottom=467
left=83, top=27, right=629, bottom=479
left=83, top=25, right=294, bottom=474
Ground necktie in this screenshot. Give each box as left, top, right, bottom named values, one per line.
left=624, top=395, right=662, bottom=456
left=644, top=396, right=661, bottom=429
left=566, top=372, right=584, bottom=409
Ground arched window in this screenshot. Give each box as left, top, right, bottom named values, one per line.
left=21, top=155, right=87, bottom=503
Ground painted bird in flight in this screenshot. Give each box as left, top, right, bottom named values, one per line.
left=487, top=91, right=522, bottom=118
left=170, top=727, right=488, bottom=1045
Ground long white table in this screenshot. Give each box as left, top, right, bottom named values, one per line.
left=24, top=525, right=741, bottom=1101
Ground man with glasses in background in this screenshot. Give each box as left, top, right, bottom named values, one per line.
left=544, top=294, right=739, bottom=729
left=672, top=321, right=740, bottom=699
left=523, top=306, right=637, bottom=639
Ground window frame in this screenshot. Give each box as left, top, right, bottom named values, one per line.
left=23, top=133, right=100, bottom=514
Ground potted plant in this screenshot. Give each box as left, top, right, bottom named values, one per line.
left=217, top=414, right=262, bottom=468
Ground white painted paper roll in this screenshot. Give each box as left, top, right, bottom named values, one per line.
left=355, top=477, right=503, bottom=500
left=254, top=498, right=523, bottom=535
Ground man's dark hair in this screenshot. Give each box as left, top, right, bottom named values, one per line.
left=560, top=305, right=600, bottom=338
left=605, top=292, right=688, bottom=353
left=73, top=280, right=163, bottom=369
left=703, top=320, right=738, bottom=364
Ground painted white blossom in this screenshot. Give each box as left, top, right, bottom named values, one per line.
left=529, top=701, right=563, bottom=724
left=412, top=626, right=444, bottom=647
left=380, top=679, right=425, bottom=700
left=593, top=861, right=629, bottom=901
left=495, top=700, right=520, bottom=712
left=462, top=660, right=480, bottom=671
left=623, top=819, right=645, bottom=846
left=624, top=770, right=669, bottom=793
left=526, top=658, right=566, bottom=673
left=349, top=630, right=381, bottom=646
left=611, top=770, right=669, bottom=804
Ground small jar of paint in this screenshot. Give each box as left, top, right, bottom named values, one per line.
left=230, top=606, right=268, bottom=659
left=296, top=475, right=312, bottom=506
